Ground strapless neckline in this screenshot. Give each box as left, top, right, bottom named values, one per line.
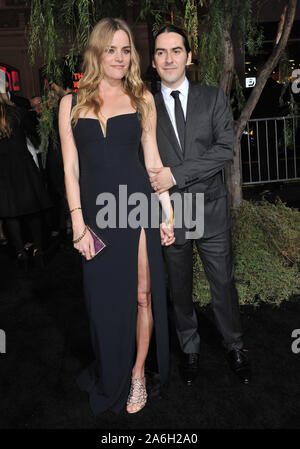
left=78, top=112, right=138, bottom=139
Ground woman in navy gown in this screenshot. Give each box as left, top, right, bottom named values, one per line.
left=59, top=18, right=174, bottom=415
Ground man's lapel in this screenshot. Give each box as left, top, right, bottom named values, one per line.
left=155, top=92, right=183, bottom=160
left=184, top=84, right=202, bottom=156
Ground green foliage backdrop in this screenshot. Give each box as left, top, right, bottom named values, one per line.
left=27, top=0, right=264, bottom=89
left=27, top=0, right=270, bottom=151
left=193, top=199, right=300, bottom=307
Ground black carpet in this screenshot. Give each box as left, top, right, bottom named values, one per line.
left=0, top=239, right=300, bottom=430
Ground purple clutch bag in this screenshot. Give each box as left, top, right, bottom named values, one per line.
left=87, top=225, right=107, bottom=257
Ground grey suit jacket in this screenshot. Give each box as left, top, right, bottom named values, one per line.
left=155, top=84, right=233, bottom=244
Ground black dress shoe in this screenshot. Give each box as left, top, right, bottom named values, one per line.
left=32, top=248, right=45, bottom=269
left=227, top=349, right=251, bottom=385
left=181, top=353, right=199, bottom=385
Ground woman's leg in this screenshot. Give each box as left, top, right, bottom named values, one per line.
left=133, top=228, right=153, bottom=377
left=127, top=228, right=153, bottom=413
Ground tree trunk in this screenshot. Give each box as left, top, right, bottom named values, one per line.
left=219, top=13, right=240, bottom=207
left=229, top=0, right=297, bottom=209
left=225, top=123, right=243, bottom=209
left=219, top=16, right=234, bottom=96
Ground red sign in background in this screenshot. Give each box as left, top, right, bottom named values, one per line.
left=73, top=72, right=83, bottom=91
left=0, top=64, right=21, bottom=93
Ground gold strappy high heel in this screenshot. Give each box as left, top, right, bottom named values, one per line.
left=126, top=376, right=147, bottom=414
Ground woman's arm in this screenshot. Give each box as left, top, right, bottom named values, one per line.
left=141, top=92, right=175, bottom=245
left=58, top=94, right=94, bottom=259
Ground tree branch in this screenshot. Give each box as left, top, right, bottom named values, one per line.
left=236, top=0, right=297, bottom=136
left=276, top=4, right=287, bottom=44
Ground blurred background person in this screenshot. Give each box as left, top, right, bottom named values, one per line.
left=0, top=70, right=52, bottom=268
left=30, top=91, right=67, bottom=248
left=5, top=72, right=31, bottom=110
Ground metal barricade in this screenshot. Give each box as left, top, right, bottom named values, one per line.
left=241, top=116, right=300, bottom=185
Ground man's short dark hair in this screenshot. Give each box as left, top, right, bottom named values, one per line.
left=153, top=24, right=191, bottom=55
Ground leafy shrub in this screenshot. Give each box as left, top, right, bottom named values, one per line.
left=192, top=199, right=300, bottom=307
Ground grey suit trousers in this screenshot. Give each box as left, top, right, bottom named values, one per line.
left=163, top=229, right=244, bottom=353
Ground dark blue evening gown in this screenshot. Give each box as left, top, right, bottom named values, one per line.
left=71, top=96, right=169, bottom=414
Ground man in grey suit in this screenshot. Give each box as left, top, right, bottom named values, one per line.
left=150, top=24, right=251, bottom=385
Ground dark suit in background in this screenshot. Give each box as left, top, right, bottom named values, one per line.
left=9, top=93, right=31, bottom=111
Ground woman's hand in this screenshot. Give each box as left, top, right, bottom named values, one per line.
left=73, top=227, right=95, bottom=260
left=160, top=221, right=175, bottom=246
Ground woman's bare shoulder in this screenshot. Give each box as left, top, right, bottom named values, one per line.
left=143, top=88, right=154, bottom=104
left=59, top=93, right=73, bottom=112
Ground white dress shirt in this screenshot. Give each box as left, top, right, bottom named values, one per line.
left=161, top=77, right=189, bottom=148
left=161, top=77, right=190, bottom=184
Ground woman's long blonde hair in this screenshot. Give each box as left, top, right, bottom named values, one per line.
left=71, top=18, right=151, bottom=129
left=0, top=93, right=16, bottom=139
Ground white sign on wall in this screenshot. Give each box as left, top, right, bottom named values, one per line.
left=246, top=77, right=256, bottom=88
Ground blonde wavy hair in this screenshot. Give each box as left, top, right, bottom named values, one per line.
left=0, top=93, right=16, bottom=139
left=71, top=18, right=151, bottom=130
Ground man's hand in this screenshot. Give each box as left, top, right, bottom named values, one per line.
left=149, top=167, right=174, bottom=194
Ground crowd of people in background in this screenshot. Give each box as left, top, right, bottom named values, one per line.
left=0, top=70, right=73, bottom=270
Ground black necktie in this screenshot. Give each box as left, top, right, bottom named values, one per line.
left=170, top=90, right=185, bottom=151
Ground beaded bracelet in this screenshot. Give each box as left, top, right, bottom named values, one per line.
left=72, top=226, right=87, bottom=244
